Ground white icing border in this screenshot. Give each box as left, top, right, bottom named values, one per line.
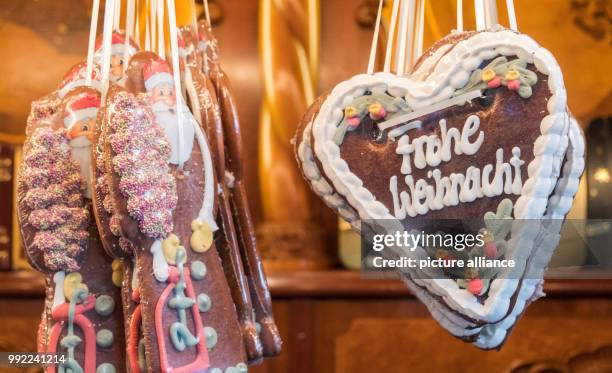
left=305, top=29, right=570, bottom=322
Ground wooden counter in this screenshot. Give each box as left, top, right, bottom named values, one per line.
left=1, top=271, right=612, bottom=372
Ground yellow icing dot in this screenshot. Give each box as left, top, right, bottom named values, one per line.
left=482, top=69, right=496, bottom=82
left=482, top=231, right=494, bottom=243
left=464, top=268, right=479, bottom=279
left=344, top=106, right=358, bottom=118
left=368, top=103, right=382, bottom=114
left=505, top=69, right=520, bottom=81
left=111, top=259, right=124, bottom=288
left=162, top=234, right=182, bottom=265
left=64, top=272, right=88, bottom=301
left=190, top=220, right=213, bottom=253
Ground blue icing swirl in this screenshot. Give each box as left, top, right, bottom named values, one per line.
left=168, top=247, right=199, bottom=351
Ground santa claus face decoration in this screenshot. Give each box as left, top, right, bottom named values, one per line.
left=94, top=31, right=139, bottom=83
left=150, top=83, right=177, bottom=108
left=63, top=91, right=101, bottom=198
left=143, top=57, right=195, bottom=165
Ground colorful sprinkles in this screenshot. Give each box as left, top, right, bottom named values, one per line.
left=107, top=92, right=177, bottom=239
left=22, top=127, right=89, bottom=271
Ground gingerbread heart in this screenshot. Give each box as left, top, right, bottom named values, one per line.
left=295, top=28, right=584, bottom=349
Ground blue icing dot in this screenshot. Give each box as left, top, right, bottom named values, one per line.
left=236, top=362, right=248, bottom=372
left=210, top=369, right=223, bottom=373
left=205, top=326, right=218, bottom=349
left=96, top=363, right=116, bottom=373
left=95, top=295, right=115, bottom=317
left=96, top=329, right=114, bottom=348
left=225, top=367, right=240, bottom=373
left=255, top=322, right=262, bottom=334
left=197, top=293, right=212, bottom=312
left=190, top=260, right=207, bottom=280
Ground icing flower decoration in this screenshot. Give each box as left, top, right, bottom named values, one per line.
left=344, top=106, right=358, bottom=118
left=481, top=69, right=496, bottom=82
left=347, top=117, right=361, bottom=128
left=507, top=79, right=521, bottom=91
left=344, top=106, right=361, bottom=128
left=456, top=56, right=538, bottom=99
left=368, top=102, right=387, bottom=120
left=484, top=242, right=498, bottom=259
left=487, top=76, right=502, bottom=89
left=505, top=69, right=520, bottom=81
left=464, top=268, right=479, bottom=279
left=468, top=278, right=484, bottom=295
left=435, top=249, right=449, bottom=260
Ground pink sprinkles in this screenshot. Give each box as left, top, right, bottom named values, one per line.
left=108, top=92, right=177, bottom=238
left=21, top=127, right=89, bottom=272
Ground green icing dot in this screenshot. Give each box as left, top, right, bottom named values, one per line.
left=190, top=260, right=207, bottom=280
left=96, top=329, right=114, bottom=348
left=225, top=367, right=240, bottom=373
left=237, top=363, right=248, bottom=372
left=205, top=326, right=218, bottom=349
left=255, top=322, right=261, bottom=334
left=197, top=293, right=212, bottom=312
left=210, top=369, right=222, bottom=373
left=95, top=295, right=115, bottom=317
left=96, top=363, right=116, bottom=373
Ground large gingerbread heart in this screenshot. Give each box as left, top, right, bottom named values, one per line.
left=295, top=28, right=584, bottom=349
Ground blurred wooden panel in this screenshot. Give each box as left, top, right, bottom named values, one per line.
left=336, top=316, right=612, bottom=372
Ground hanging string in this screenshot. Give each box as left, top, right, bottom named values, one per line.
left=101, top=0, right=117, bottom=102
left=166, top=0, right=185, bottom=169
left=456, top=0, right=463, bottom=32
left=400, top=0, right=416, bottom=75
left=190, top=0, right=199, bottom=38
left=366, top=0, right=384, bottom=74
left=383, top=0, right=400, bottom=73
left=85, top=0, right=100, bottom=86
left=395, top=0, right=409, bottom=75
left=123, top=0, right=136, bottom=73
left=203, top=0, right=211, bottom=25
left=113, top=0, right=121, bottom=30
left=412, top=0, right=425, bottom=63
left=474, top=0, right=485, bottom=30
left=484, top=0, right=498, bottom=28
left=150, top=0, right=157, bottom=52
left=506, top=0, right=517, bottom=31
left=135, top=0, right=141, bottom=46
left=157, top=0, right=166, bottom=59
left=145, top=8, right=151, bottom=50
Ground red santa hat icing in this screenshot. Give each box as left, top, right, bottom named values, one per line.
left=94, top=31, right=139, bottom=61
left=63, top=92, right=101, bottom=128
left=143, top=58, right=174, bottom=91
left=58, top=62, right=102, bottom=98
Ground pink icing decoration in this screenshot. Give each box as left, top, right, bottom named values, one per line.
left=21, top=127, right=89, bottom=272
left=108, top=92, right=177, bottom=238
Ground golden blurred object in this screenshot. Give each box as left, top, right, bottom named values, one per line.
left=257, top=0, right=337, bottom=270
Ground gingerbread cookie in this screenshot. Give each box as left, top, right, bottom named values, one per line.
left=19, top=83, right=126, bottom=372
left=96, top=52, right=248, bottom=372
left=294, top=28, right=583, bottom=349
left=193, top=22, right=282, bottom=358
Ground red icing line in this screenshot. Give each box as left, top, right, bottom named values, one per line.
left=128, top=303, right=142, bottom=373
left=47, top=299, right=96, bottom=373
left=155, top=266, right=210, bottom=373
